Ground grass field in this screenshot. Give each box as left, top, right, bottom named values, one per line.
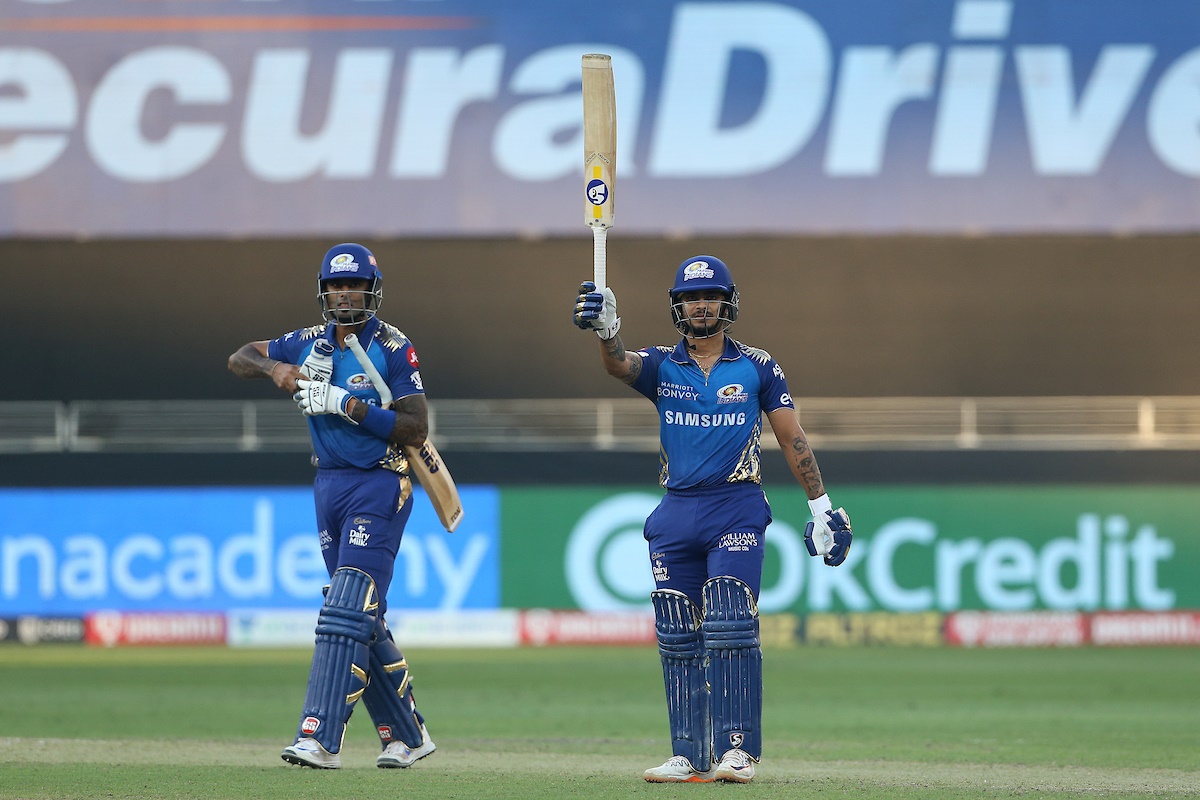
left=3, top=644, right=1197, bottom=799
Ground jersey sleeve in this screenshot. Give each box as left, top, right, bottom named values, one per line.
left=385, top=339, right=425, bottom=400
left=628, top=347, right=667, bottom=402
left=266, top=326, right=323, bottom=364
left=759, top=357, right=794, bottom=414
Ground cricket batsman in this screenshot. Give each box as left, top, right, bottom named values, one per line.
left=573, top=255, right=853, bottom=783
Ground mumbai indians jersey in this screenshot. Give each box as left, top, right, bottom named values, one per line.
left=629, top=337, right=794, bottom=491
left=268, top=316, right=424, bottom=469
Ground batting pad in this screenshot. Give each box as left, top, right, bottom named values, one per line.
left=362, top=618, right=426, bottom=749
left=702, top=575, right=762, bottom=761
left=295, top=566, right=378, bottom=754
left=652, top=589, right=712, bottom=772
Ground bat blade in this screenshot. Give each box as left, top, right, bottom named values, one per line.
left=582, top=52, right=616, bottom=288
left=404, top=440, right=464, bottom=533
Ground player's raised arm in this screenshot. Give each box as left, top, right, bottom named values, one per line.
left=573, top=280, right=642, bottom=384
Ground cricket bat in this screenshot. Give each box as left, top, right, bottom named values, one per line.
left=344, top=333, right=464, bottom=533
left=582, top=53, right=616, bottom=289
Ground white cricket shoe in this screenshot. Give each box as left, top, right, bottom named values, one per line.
left=281, top=737, right=341, bottom=769
left=376, top=724, right=437, bottom=769
left=642, top=755, right=715, bottom=783
left=714, top=748, right=756, bottom=783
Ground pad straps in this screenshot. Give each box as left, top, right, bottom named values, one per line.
left=295, top=567, right=378, bottom=754
left=362, top=617, right=426, bottom=749
left=702, top=575, right=763, bottom=761
left=652, top=589, right=712, bottom=772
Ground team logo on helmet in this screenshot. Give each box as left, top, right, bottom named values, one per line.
left=682, top=261, right=715, bottom=280
left=329, top=253, right=360, bottom=273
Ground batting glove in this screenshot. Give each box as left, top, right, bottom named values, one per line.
left=804, top=494, right=853, bottom=567
left=299, top=339, right=335, bottom=383
left=294, top=379, right=356, bottom=423
left=573, top=281, right=621, bottom=340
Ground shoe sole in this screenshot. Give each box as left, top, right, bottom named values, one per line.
left=280, top=752, right=340, bottom=769
left=377, top=744, right=437, bottom=769
left=715, top=770, right=753, bottom=783
left=644, top=774, right=715, bottom=783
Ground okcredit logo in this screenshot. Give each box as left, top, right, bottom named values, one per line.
left=555, top=489, right=1192, bottom=613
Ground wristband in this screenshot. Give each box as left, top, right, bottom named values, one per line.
left=808, top=493, right=832, bottom=518
left=361, top=403, right=397, bottom=440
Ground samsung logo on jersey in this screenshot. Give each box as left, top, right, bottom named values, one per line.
left=664, top=411, right=747, bottom=427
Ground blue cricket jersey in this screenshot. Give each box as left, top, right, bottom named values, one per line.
left=629, top=337, right=794, bottom=490
left=268, top=316, right=424, bottom=469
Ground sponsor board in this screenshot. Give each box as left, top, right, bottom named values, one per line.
left=945, top=611, right=1087, bottom=648
left=6, top=1, right=1200, bottom=236
left=0, top=615, right=85, bottom=645
left=1090, top=611, right=1200, bottom=646
left=502, top=487, right=1199, bottom=614
left=84, top=611, right=227, bottom=646
left=228, top=608, right=519, bottom=648
left=803, top=612, right=944, bottom=647
left=0, top=486, right=500, bottom=614
left=518, top=609, right=656, bottom=646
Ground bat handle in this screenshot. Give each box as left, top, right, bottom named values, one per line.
left=592, top=226, right=608, bottom=290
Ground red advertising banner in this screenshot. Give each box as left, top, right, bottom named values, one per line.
left=84, top=612, right=228, bottom=647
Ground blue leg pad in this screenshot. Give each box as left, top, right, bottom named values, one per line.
left=362, top=617, right=426, bottom=749
left=295, top=567, right=378, bottom=754
left=652, top=589, right=711, bottom=772
left=702, top=575, right=762, bottom=761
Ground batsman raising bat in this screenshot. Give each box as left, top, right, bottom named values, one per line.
left=228, top=243, right=440, bottom=770
left=573, top=256, right=853, bottom=784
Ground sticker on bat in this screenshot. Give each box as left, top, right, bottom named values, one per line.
left=586, top=179, right=609, bottom=205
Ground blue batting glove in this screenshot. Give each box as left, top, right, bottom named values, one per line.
left=573, top=281, right=602, bottom=329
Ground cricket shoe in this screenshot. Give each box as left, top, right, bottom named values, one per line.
left=281, top=737, right=341, bottom=769
left=642, top=755, right=715, bottom=783
left=714, top=748, right=756, bottom=783
left=376, top=724, right=437, bottom=768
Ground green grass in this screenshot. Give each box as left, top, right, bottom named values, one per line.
left=2, top=645, right=1198, bottom=799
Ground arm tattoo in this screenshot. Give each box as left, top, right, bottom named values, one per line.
left=623, top=352, right=642, bottom=385
left=789, top=435, right=825, bottom=497
left=389, top=395, right=430, bottom=446
left=603, top=336, right=625, bottom=362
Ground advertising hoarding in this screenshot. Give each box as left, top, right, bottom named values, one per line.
left=5, top=0, right=1200, bottom=236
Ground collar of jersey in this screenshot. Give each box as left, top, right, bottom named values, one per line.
left=669, top=335, right=740, bottom=365
left=322, top=315, right=381, bottom=346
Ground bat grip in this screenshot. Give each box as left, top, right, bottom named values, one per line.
left=592, top=226, right=607, bottom=290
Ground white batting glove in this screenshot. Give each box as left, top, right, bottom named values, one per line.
left=294, top=379, right=355, bottom=423
left=573, top=281, right=622, bottom=340
left=804, top=494, right=853, bottom=567
left=299, top=340, right=334, bottom=383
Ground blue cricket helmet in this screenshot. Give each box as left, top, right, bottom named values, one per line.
left=668, top=255, right=739, bottom=337
left=318, top=243, right=384, bottom=324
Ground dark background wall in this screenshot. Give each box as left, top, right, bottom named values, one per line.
left=6, top=235, right=1198, bottom=402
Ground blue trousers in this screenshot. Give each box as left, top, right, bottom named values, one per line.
left=643, top=482, right=771, bottom=607
left=314, top=467, right=414, bottom=617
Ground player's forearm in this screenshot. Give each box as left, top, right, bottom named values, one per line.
left=342, top=393, right=429, bottom=447
left=228, top=342, right=284, bottom=382
left=597, top=334, right=641, bottom=385
left=783, top=431, right=825, bottom=500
